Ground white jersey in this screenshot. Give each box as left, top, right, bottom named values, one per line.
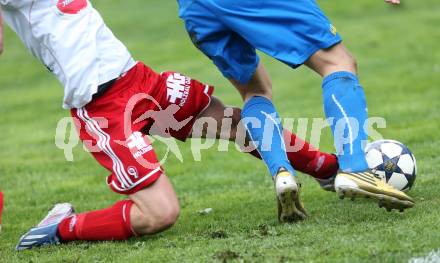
left=0, top=0, right=136, bottom=109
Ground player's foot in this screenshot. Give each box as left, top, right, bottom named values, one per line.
left=16, top=203, right=74, bottom=251
left=275, top=168, right=307, bottom=222
left=334, top=172, right=415, bottom=212
left=315, top=174, right=337, bottom=192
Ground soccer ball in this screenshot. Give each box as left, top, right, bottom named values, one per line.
left=365, top=139, right=417, bottom=192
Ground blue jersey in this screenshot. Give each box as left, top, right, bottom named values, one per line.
left=177, top=0, right=341, bottom=84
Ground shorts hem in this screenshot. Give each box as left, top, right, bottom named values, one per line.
left=235, top=56, right=260, bottom=85
left=108, top=168, right=163, bottom=195
left=177, top=85, right=215, bottom=142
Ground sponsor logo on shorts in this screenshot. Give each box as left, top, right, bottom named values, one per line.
left=330, top=24, right=338, bottom=36
left=166, top=73, right=191, bottom=107
left=127, top=166, right=139, bottom=179
left=127, top=132, right=153, bottom=159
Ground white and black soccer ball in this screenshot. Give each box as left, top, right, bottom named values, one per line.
left=365, top=139, right=417, bottom=192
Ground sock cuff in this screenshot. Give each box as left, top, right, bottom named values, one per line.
left=57, top=215, right=77, bottom=242
left=337, top=152, right=369, bottom=172
left=116, top=200, right=136, bottom=237
left=322, top=71, right=358, bottom=88
left=242, top=96, right=273, bottom=114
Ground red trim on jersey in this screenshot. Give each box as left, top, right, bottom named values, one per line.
left=57, top=0, right=88, bottom=15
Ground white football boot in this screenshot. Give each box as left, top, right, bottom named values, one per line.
left=16, top=203, right=75, bottom=250
left=275, top=168, right=307, bottom=222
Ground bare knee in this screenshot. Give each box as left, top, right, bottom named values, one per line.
left=230, top=62, right=273, bottom=101
left=146, top=205, right=180, bottom=233
left=306, top=43, right=358, bottom=77
left=156, top=206, right=180, bottom=230
left=338, top=50, right=358, bottom=73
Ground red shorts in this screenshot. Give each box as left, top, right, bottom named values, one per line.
left=71, top=62, right=213, bottom=194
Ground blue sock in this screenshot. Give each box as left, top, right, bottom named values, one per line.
left=322, top=71, right=369, bottom=172
left=241, top=96, right=295, bottom=177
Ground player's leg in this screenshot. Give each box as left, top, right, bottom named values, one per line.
left=181, top=2, right=296, bottom=179
left=183, top=0, right=343, bottom=188
left=305, top=43, right=364, bottom=172
left=196, top=93, right=308, bottom=221
left=232, top=63, right=297, bottom=178
left=57, top=68, right=181, bottom=241
left=17, top=174, right=179, bottom=250
left=156, top=67, right=305, bottom=221
left=304, top=43, right=414, bottom=210
left=58, top=174, right=179, bottom=242
left=192, top=96, right=339, bottom=180
left=16, top=65, right=179, bottom=250
left=198, top=0, right=414, bottom=210
left=56, top=103, right=180, bottom=243
left=305, top=43, right=357, bottom=77
left=226, top=58, right=307, bottom=222
left=180, top=2, right=307, bottom=222
left=228, top=63, right=338, bottom=185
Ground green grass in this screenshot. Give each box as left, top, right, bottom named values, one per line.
left=1, top=0, right=440, bottom=262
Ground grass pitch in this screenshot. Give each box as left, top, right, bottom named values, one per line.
left=1, top=1, right=439, bottom=262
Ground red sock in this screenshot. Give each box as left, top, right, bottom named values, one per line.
left=249, top=130, right=339, bottom=179
left=58, top=200, right=135, bottom=242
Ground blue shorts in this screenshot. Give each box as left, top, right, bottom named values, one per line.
left=178, top=0, right=342, bottom=84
